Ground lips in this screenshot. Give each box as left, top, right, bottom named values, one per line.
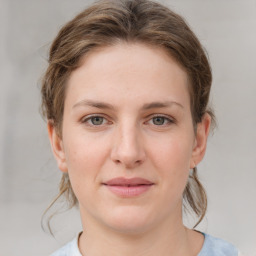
left=104, top=177, right=154, bottom=186
left=103, top=177, right=154, bottom=197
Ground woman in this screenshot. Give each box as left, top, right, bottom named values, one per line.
left=41, top=0, right=240, bottom=255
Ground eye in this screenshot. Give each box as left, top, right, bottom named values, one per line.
left=82, top=115, right=108, bottom=126
left=148, top=115, right=174, bottom=126
left=152, top=116, right=166, bottom=125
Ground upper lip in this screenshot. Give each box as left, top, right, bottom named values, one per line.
left=103, top=177, right=154, bottom=186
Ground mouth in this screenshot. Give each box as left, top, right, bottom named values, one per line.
left=102, top=177, right=154, bottom=197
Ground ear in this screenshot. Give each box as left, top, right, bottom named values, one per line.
left=190, top=113, right=211, bottom=168
left=47, top=121, right=68, bottom=173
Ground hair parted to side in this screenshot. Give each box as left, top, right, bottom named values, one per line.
left=41, top=0, right=215, bottom=231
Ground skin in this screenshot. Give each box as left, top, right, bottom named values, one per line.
left=48, top=42, right=211, bottom=256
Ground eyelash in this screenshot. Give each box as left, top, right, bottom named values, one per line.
left=81, top=114, right=110, bottom=126
left=81, top=114, right=175, bottom=127
left=147, top=114, right=174, bottom=126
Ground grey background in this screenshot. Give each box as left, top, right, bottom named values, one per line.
left=0, top=0, right=255, bottom=255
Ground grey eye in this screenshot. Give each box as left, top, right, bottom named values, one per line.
left=91, top=116, right=104, bottom=125
left=152, top=116, right=165, bottom=125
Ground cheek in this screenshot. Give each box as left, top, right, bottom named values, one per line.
left=148, top=135, right=193, bottom=193
left=64, top=127, right=109, bottom=165
left=62, top=134, right=110, bottom=194
left=150, top=134, right=193, bottom=170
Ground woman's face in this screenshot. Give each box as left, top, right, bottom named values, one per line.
left=49, top=42, right=210, bottom=234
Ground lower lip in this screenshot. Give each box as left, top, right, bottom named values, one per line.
left=104, top=184, right=153, bottom=197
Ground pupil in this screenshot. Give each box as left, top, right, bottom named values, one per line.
left=153, top=117, right=164, bottom=125
left=92, top=117, right=103, bottom=125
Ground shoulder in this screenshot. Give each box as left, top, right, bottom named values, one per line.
left=50, top=235, right=81, bottom=256
left=198, top=233, right=239, bottom=256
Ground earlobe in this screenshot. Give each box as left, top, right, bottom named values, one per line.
left=190, top=113, right=211, bottom=168
left=47, top=121, right=68, bottom=173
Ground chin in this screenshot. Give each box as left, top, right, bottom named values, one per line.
left=102, top=205, right=156, bottom=235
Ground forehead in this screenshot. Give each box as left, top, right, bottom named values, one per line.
left=78, top=42, right=187, bottom=78
left=66, top=42, right=190, bottom=109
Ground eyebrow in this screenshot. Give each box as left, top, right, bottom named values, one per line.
left=73, top=100, right=115, bottom=110
left=72, top=99, right=184, bottom=110
left=142, top=101, right=184, bottom=110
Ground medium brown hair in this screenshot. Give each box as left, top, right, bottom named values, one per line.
left=41, top=0, right=214, bottom=229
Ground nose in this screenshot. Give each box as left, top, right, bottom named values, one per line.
left=110, top=123, right=146, bottom=169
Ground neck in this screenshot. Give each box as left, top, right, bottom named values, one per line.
left=78, top=212, right=202, bottom=256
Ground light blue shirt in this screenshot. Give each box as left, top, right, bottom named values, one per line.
left=50, top=232, right=239, bottom=256
left=198, top=233, right=238, bottom=256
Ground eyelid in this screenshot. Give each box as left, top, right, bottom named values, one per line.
left=81, top=114, right=111, bottom=126
left=80, top=113, right=175, bottom=126
left=145, top=114, right=175, bottom=125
